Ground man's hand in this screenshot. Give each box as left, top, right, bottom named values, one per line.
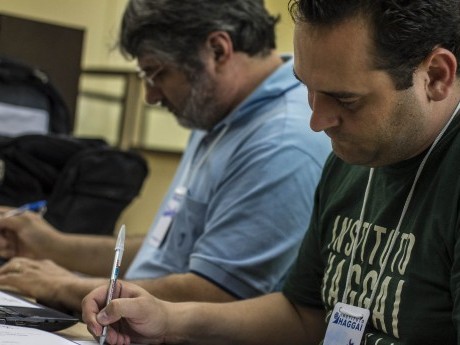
left=82, top=281, right=170, bottom=345
left=0, top=257, right=78, bottom=310
left=0, top=209, right=61, bottom=260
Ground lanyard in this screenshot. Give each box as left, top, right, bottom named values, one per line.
left=342, top=100, right=460, bottom=307
left=148, top=124, right=230, bottom=248
left=177, top=125, right=230, bottom=190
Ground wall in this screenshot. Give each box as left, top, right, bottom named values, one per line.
left=0, top=0, right=129, bottom=67
left=266, top=0, right=295, bottom=53
left=0, top=0, right=295, bottom=150
left=0, top=0, right=294, bottom=67
left=0, top=0, right=296, bottom=236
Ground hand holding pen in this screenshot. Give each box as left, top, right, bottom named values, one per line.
left=1, top=200, right=47, bottom=218
left=0, top=200, right=48, bottom=262
left=99, top=224, right=126, bottom=345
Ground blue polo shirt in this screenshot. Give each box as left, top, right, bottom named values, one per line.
left=125, top=57, right=331, bottom=298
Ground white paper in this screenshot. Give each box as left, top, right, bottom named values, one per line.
left=74, top=340, right=142, bottom=345
left=0, top=324, right=78, bottom=344
left=0, top=291, right=39, bottom=308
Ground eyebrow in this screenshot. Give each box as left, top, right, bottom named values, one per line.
left=292, top=68, right=360, bottom=99
left=323, top=91, right=360, bottom=99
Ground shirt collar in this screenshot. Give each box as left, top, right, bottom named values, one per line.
left=208, top=55, right=299, bottom=134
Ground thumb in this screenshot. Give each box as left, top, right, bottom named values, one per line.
left=96, top=300, right=124, bottom=325
left=96, top=309, right=111, bottom=325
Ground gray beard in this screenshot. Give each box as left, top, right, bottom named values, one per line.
left=174, top=72, right=225, bottom=131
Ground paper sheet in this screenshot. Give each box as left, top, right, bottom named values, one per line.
left=0, top=324, right=78, bottom=344
left=73, top=340, right=141, bottom=345
left=74, top=339, right=143, bottom=345
left=0, top=291, right=39, bottom=308
left=73, top=339, right=142, bottom=345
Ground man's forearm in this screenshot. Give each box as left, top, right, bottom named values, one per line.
left=133, top=272, right=237, bottom=303
left=163, top=293, right=319, bottom=345
left=47, top=234, right=143, bottom=276
left=55, top=276, right=107, bottom=312
left=55, top=269, right=235, bottom=313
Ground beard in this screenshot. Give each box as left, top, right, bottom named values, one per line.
left=169, top=70, right=225, bottom=130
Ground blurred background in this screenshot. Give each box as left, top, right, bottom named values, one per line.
left=0, top=0, right=295, bottom=236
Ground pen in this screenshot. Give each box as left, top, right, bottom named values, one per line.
left=1, top=200, right=47, bottom=218
left=99, top=224, right=126, bottom=345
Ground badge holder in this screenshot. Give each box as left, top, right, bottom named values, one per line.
left=323, top=302, right=369, bottom=345
left=149, top=186, right=187, bottom=248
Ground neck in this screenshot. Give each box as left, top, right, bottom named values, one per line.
left=225, top=52, right=283, bottom=111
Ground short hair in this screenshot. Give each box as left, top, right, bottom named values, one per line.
left=289, top=0, right=460, bottom=90
left=119, top=0, right=279, bottom=72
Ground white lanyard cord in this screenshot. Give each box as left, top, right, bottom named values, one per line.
left=342, top=167, right=374, bottom=303
left=177, top=125, right=230, bottom=189
left=341, top=100, right=460, bottom=307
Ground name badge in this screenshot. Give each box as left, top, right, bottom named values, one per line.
left=149, top=186, right=187, bottom=248
left=323, top=302, right=369, bottom=345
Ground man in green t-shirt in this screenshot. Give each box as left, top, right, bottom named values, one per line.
left=81, top=0, right=460, bottom=344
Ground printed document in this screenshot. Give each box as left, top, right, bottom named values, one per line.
left=0, top=324, right=78, bottom=344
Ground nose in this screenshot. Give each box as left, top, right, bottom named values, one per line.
left=144, top=85, right=163, bottom=105
left=308, top=91, right=340, bottom=132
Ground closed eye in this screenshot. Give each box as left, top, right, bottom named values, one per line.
left=336, top=97, right=360, bottom=109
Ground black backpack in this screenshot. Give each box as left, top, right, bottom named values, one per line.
left=0, top=134, right=149, bottom=235
left=0, top=56, right=71, bottom=135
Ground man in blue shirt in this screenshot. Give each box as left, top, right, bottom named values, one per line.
left=126, top=56, right=329, bottom=298
left=0, top=0, right=330, bottom=312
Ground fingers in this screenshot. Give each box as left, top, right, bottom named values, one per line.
left=0, top=257, right=26, bottom=275
left=97, top=299, right=125, bottom=325
left=0, top=257, right=49, bottom=290
left=0, top=258, right=30, bottom=295
left=101, top=327, right=131, bottom=345
left=0, top=206, right=14, bottom=215
left=83, top=288, right=133, bottom=345
left=1, top=260, right=22, bottom=274
left=0, top=216, right=26, bottom=258
left=83, top=281, right=148, bottom=343
left=0, top=258, right=38, bottom=287
left=0, top=228, right=17, bottom=259
left=95, top=298, right=142, bottom=345
left=82, top=284, right=112, bottom=336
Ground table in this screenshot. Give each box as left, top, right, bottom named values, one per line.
left=57, top=322, right=96, bottom=343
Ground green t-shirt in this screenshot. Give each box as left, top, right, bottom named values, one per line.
left=283, top=115, right=460, bottom=344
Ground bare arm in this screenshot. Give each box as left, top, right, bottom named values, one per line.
left=0, top=211, right=143, bottom=276
left=168, top=293, right=327, bottom=345
left=44, top=233, right=143, bottom=276
left=83, top=283, right=327, bottom=345
left=0, top=258, right=235, bottom=313
left=57, top=271, right=237, bottom=311
left=133, top=272, right=237, bottom=302
left=53, top=271, right=237, bottom=312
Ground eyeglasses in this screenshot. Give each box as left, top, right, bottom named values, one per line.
left=137, top=65, right=163, bottom=87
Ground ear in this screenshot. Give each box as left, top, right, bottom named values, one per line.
left=424, top=47, right=457, bottom=101
left=205, top=31, right=233, bottom=65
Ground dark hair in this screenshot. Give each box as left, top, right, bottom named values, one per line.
left=119, top=0, right=279, bottom=72
left=289, top=0, right=460, bottom=90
